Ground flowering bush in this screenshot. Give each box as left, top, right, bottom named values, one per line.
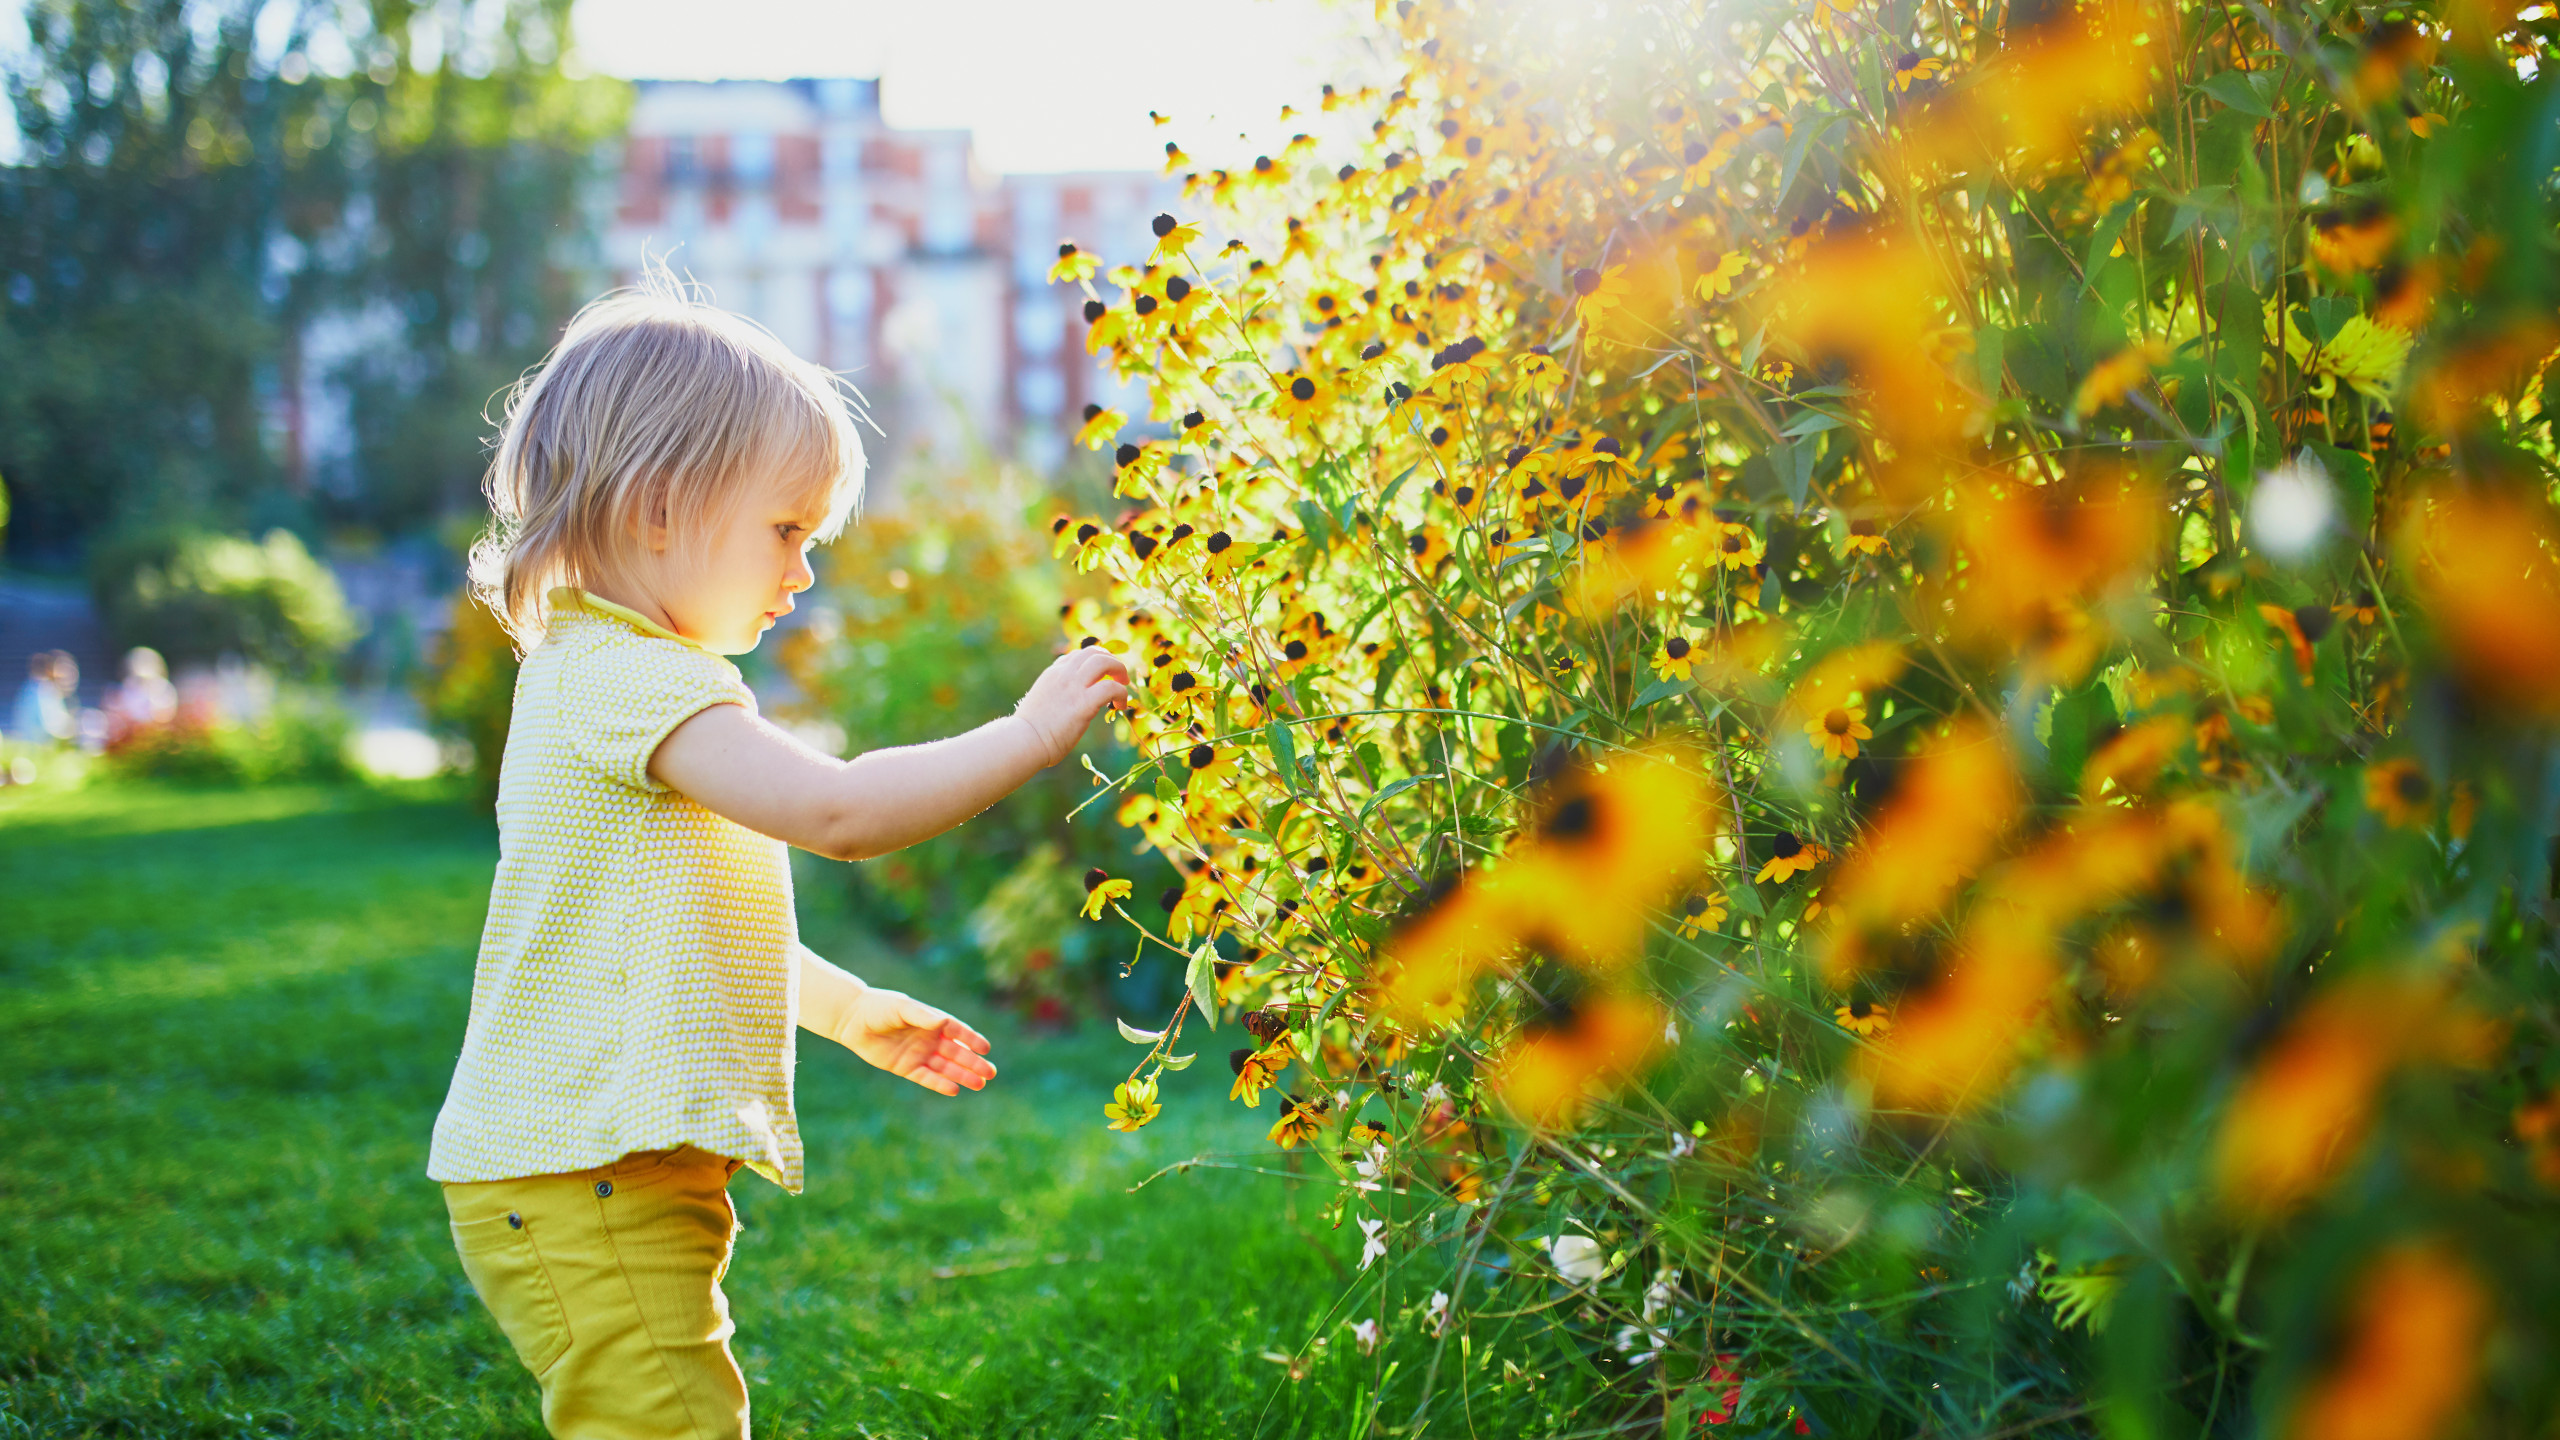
left=1043, top=0, right=2560, bottom=1431
left=779, top=473, right=1171, bottom=1011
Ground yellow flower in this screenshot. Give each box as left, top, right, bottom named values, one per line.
left=1080, top=868, right=1133, bottom=920
left=1149, top=212, right=1202, bottom=263
left=2072, top=339, right=2167, bottom=415
left=1268, top=1094, right=1326, bottom=1149
left=1652, top=636, right=1698, bottom=682
left=1270, top=371, right=1330, bottom=426
left=1071, top=405, right=1125, bottom=450
left=1695, top=250, right=1746, bottom=302
left=1568, top=263, right=1628, bottom=331
left=1889, top=50, right=1946, bottom=92
left=1228, top=1036, right=1294, bottom=1107
left=1835, top=998, right=1891, bottom=1035
left=1715, top=522, right=1764, bottom=570
left=1674, top=891, right=1727, bottom=938
left=1512, top=347, right=1566, bottom=396
left=1806, top=703, right=1872, bottom=761
left=1755, top=830, right=1831, bottom=884
left=1104, top=1075, right=1162, bottom=1132
left=1842, top=516, right=1887, bottom=554
left=1812, top=0, right=1855, bottom=33
left=2364, top=758, right=2435, bottom=830
left=1047, top=242, right=1099, bottom=285
left=1184, top=740, right=1241, bottom=788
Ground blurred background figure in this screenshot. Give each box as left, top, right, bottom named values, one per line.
left=9, top=649, right=76, bottom=745
left=105, top=647, right=177, bottom=749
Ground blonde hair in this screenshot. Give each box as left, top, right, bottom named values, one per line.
left=470, top=275, right=866, bottom=651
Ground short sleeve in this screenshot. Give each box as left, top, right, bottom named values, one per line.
left=560, top=633, right=756, bottom=793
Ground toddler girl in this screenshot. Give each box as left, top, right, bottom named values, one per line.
left=427, top=284, right=1129, bottom=1439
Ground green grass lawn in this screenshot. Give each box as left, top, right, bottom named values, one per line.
left=0, top=780, right=1387, bottom=1439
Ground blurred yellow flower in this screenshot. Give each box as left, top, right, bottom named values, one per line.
left=1834, top=999, right=1891, bottom=1035
left=1047, top=242, right=1099, bottom=285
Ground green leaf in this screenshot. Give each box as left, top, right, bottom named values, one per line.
left=1634, top=675, right=1693, bottom=709
left=1159, top=1052, right=1198, bottom=1071
left=1116, top=1017, right=1166, bottom=1044
left=1779, top=409, right=1846, bottom=438
left=1360, top=774, right=1435, bottom=823
left=1185, top=943, right=1219, bottom=1025
left=1496, top=721, right=1532, bottom=789
left=1264, top=719, right=1299, bottom=784
left=2200, top=71, right=2271, bottom=117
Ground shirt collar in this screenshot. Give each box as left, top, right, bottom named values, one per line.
left=549, top=587, right=708, bottom=652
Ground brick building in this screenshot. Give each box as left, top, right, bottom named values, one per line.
left=603, top=78, right=1176, bottom=489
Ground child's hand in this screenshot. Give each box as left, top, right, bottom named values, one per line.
left=839, top=988, right=998, bottom=1096
left=1012, top=646, right=1132, bottom=766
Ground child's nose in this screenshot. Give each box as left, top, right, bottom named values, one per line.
left=785, top=550, right=815, bottom=592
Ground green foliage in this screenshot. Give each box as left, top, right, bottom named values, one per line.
left=90, top=525, right=359, bottom=670
left=0, top=0, right=626, bottom=559
left=417, top=590, right=521, bottom=802
left=102, top=689, right=356, bottom=784
left=778, top=474, right=1168, bottom=999
left=1033, top=0, right=2560, bottom=1432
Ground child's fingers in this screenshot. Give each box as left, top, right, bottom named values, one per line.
left=938, top=1016, right=995, bottom=1054
left=932, top=1035, right=998, bottom=1080
left=912, top=1050, right=992, bottom=1093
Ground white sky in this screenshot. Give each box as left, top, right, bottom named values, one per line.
left=567, top=0, right=1368, bottom=175
left=0, top=0, right=1373, bottom=173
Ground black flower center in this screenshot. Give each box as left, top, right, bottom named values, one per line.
left=1291, top=376, right=1317, bottom=401
left=1543, top=793, right=1596, bottom=841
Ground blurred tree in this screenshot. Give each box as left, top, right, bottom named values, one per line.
left=0, top=0, right=626, bottom=566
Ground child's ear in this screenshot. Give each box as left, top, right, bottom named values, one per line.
left=640, top=496, right=673, bottom=554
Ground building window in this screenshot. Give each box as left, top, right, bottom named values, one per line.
left=733, top=132, right=774, bottom=187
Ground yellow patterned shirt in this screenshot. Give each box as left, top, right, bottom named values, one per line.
left=427, top=588, right=806, bottom=1192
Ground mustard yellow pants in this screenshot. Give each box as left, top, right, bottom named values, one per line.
left=443, top=1146, right=751, bottom=1440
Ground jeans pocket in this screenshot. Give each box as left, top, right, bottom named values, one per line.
left=452, top=1211, right=574, bottom=1377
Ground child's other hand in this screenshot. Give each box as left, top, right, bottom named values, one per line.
left=842, top=988, right=998, bottom=1096
left=1013, top=646, right=1131, bottom=766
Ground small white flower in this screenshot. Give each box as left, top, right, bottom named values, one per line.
left=1669, top=1129, right=1698, bottom=1160
left=1358, top=1216, right=1388, bottom=1271
left=2247, top=450, right=2336, bottom=564
left=1423, top=1080, right=1450, bottom=1106
left=1353, top=1140, right=1389, bottom=1192
left=1348, top=1317, right=1381, bottom=1355
left=1548, top=1234, right=1607, bottom=1284
left=1643, top=1270, right=1682, bottom=1324
left=1423, top=1289, right=1450, bottom=1335
left=1664, top=1016, right=1681, bottom=1045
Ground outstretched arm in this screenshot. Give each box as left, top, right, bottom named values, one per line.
left=798, top=944, right=994, bottom=1096
left=649, top=645, right=1129, bottom=861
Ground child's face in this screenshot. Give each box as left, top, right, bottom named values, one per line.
left=656, top=473, right=822, bottom=655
